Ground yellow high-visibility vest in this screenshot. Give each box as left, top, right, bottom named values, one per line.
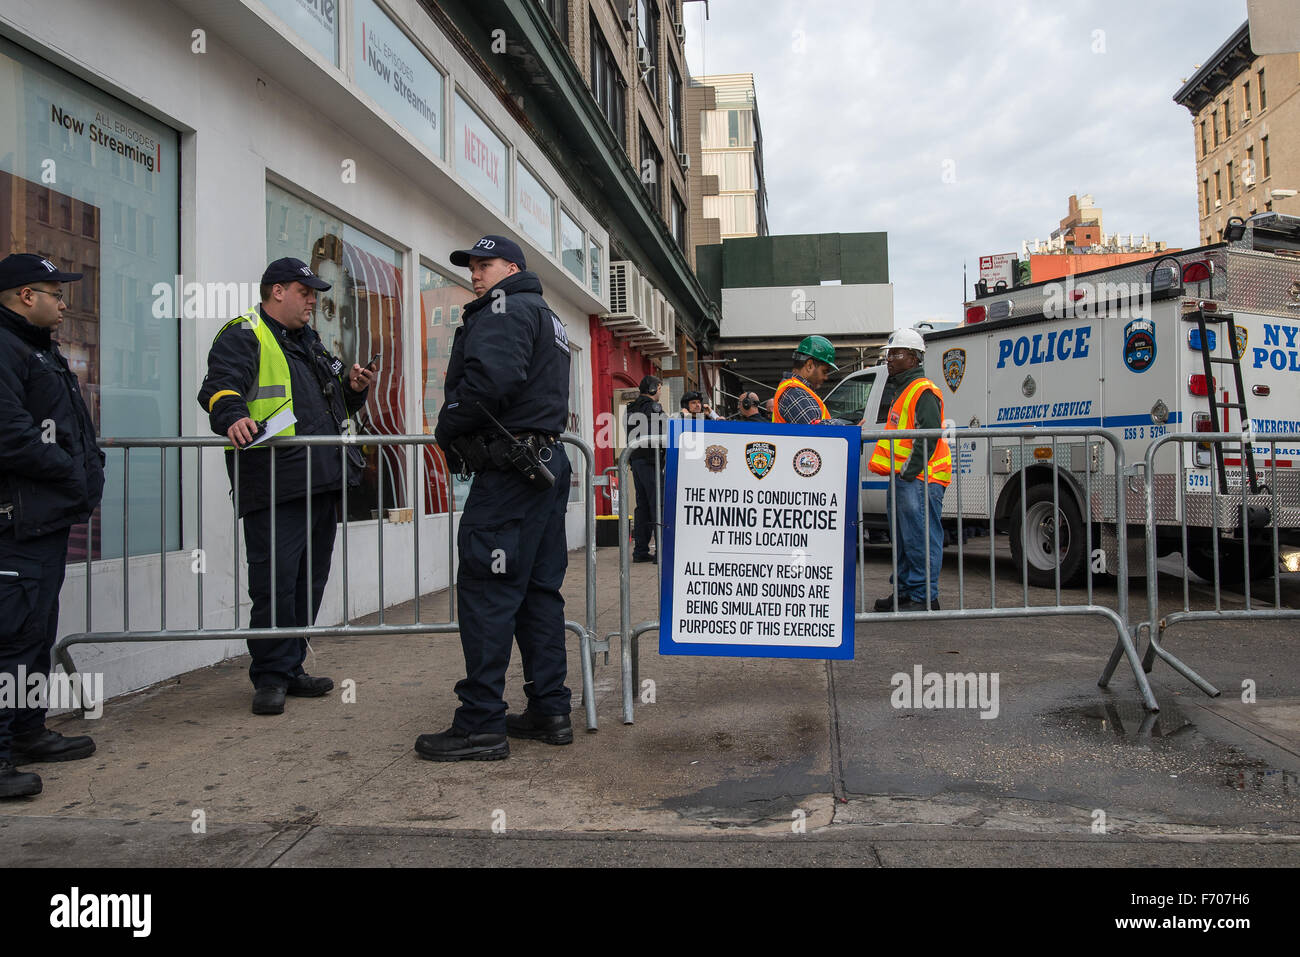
left=206, top=309, right=296, bottom=445
left=868, top=377, right=952, bottom=485
left=772, top=377, right=829, bottom=423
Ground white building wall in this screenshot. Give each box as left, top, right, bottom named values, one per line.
left=0, top=0, right=605, bottom=701
left=718, top=284, right=896, bottom=339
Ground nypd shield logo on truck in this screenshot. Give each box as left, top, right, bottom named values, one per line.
left=943, top=348, right=966, bottom=391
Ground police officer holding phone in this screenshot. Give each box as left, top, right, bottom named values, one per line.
left=198, top=257, right=374, bottom=716
left=418, top=235, right=573, bottom=762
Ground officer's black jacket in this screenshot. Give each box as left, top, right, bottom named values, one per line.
left=624, top=393, right=666, bottom=464
left=0, top=303, right=106, bottom=541
left=197, top=306, right=367, bottom=517
left=434, top=270, right=570, bottom=453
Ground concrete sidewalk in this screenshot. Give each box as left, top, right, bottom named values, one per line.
left=2, top=544, right=1298, bottom=866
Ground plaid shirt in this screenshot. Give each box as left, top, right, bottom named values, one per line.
left=776, top=375, right=826, bottom=425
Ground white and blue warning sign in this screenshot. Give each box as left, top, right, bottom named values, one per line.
left=659, top=420, right=860, bottom=660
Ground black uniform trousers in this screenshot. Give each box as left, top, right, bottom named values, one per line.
left=242, top=493, right=337, bottom=690
left=629, top=457, right=662, bottom=557
left=453, top=453, right=572, bottom=734
left=0, top=528, right=70, bottom=761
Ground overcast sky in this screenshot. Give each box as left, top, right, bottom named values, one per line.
left=683, top=0, right=1250, bottom=328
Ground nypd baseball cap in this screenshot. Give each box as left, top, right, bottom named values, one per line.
left=450, top=234, right=526, bottom=269
left=260, top=257, right=331, bottom=291
left=0, top=253, right=83, bottom=292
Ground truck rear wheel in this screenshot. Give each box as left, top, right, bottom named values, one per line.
left=1186, top=541, right=1279, bottom=587
left=1009, top=484, right=1086, bottom=588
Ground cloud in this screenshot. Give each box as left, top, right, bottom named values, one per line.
left=685, top=0, right=1248, bottom=323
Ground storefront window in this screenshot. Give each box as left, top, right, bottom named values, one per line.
left=265, top=182, right=408, bottom=523
left=419, top=263, right=474, bottom=512
left=0, top=37, right=180, bottom=562
left=516, top=161, right=554, bottom=254
left=353, top=0, right=442, bottom=157
left=455, top=93, right=509, bottom=213
left=560, top=208, right=584, bottom=282
left=263, top=0, right=340, bottom=65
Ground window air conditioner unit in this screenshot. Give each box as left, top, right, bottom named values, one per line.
left=678, top=151, right=691, bottom=170
left=675, top=21, right=686, bottom=43
left=637, top=46, right=652, bottom=70
left=1215, top=199, right=1222, bottom=208
left=1243, top=110, right=1251, bottom=122
left=621, top=5, right=634, bottom=29
left=607, top=260, right=647, bottom=328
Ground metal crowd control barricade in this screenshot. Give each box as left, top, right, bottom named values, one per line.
left=615, top=425, right=1158, bottom=724
left=1135, top=431, right=1300, bottom=696
left=55, top=432, right=603, bottom=731
left=614, top=435, right=668, bottom=723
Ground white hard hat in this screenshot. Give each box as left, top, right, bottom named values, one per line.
left=886, top=328, right=926, bottom=354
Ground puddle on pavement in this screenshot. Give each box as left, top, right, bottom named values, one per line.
left=1053, top=700, right=1195, bottom=741
left=1050, top=701, right=1298, bottom=795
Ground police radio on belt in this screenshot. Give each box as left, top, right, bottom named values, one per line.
left=449, top=402, right=556, bottom=489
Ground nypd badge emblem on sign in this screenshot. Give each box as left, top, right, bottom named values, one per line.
left=745, top=442, right=776, bottom=480
left=1234, top=326, right=1248, bottom=359
left=943, top=348, right=966, bottom=392
left=1123, top=318, right=1156, bottom=373
left=705, top=445, right=728, bottom=473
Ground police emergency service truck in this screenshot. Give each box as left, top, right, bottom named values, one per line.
left=825, top=212, right=1300, bottom=587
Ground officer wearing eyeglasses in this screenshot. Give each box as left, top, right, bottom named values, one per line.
left=0, top=254, right=104, bottom=799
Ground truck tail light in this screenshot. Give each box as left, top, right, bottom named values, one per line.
left=1192, top=412, right=1214, bottom=467
left=1188, top=374, right=1215, bottom=396
left=1182, top=261, right=1214, bottom=283
left=1253, top=384, right=1270, bottom=396
left=965, top=306, right=986, bottom=324
left=1188, top=328, right=1216, bottom=350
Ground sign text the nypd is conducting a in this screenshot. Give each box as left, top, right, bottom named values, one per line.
left=659, top=421, right=859, bottom=659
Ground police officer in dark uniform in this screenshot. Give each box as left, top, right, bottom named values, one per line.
left=0, top=254, right=103, bottom=799
left=198, top=257, right=374, bottom=716
left=417, top=235, right=572, bottom=761
left=625, top=375, right=665, bottom=563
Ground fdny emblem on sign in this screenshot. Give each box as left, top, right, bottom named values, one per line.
left=792, top=448, right=822, bottom=477
left=1234, top=326, right=1248, bottom=359
left=943, top=348, right=966, bottom=392
left=1123, top=318, right=1156, bottom=373
left=745, top=442, right=776, bottom=480
left=704, top=445, right=728, bottom=473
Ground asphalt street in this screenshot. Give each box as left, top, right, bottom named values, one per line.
left=2, top=540, right=1296, bottom=868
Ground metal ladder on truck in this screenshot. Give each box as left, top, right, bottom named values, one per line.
left=1189, top=304, right=1262, bottom=496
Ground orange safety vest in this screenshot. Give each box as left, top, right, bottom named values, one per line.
left=868, top=378, right=952, bottom=485
left=772, top=377, right=829, bottom=424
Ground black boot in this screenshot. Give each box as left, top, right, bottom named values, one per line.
left=506, top=710, right=573, bottom=745
left=10, top=728, right=96, bottom=765
left=0, top=759, right=42, bottom=798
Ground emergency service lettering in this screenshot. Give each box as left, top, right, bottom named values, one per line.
left=995, top=400, right=1093, bottom=423
left=996, top=326, right=1091, bottom=368
left=1252, top=322, right=1300, bottom=371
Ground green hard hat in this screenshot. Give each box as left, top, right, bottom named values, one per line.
left=793, top=334, right=839, bottom=371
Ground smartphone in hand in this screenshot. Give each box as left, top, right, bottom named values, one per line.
left=366, top=352, right=381, bottom=371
